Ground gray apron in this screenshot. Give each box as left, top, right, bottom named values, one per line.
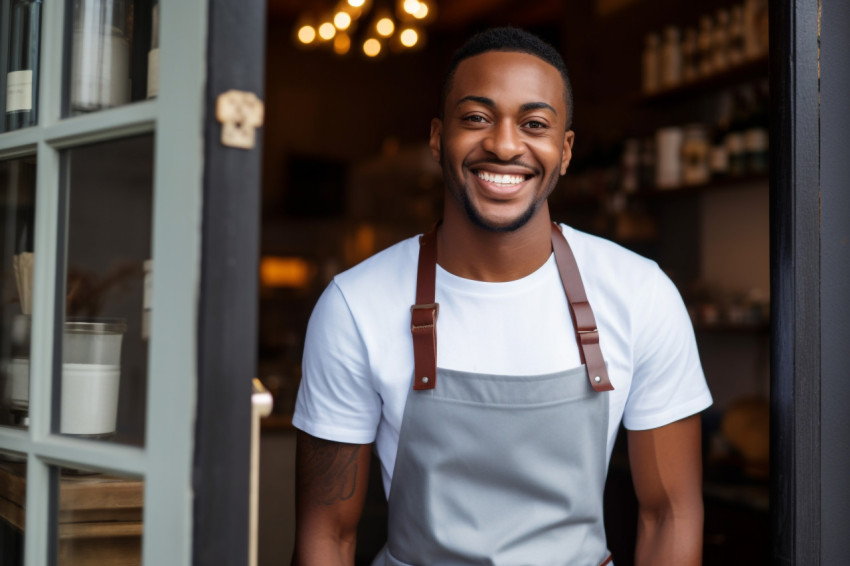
left=373, top=223, right=615, bottom=566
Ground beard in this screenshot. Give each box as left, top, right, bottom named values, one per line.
left=440, top=147, right=558, bottom=233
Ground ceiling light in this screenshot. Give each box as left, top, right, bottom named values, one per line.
left=363, top=38, right=382, bottom=57
left=297, top=25, right=317, bottom=44
left=334, top=33, right=351, bottom=55
left=348, top=0, right=365, bottom=6
left=376, top=17, right=395, bottom=37
left=413, top=2, right=428, bottom=19
left=318, top=22, right=336, bottom=40
left=403, top=0, right=420, bottom=15
left=400, top=28, right=418, bottom=47
left=334, top=12, right=352, bottom=30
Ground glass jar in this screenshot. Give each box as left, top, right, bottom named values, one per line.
left=69, top=0, right=131, bottom=113
left=681, top=124, right=711, bottom=186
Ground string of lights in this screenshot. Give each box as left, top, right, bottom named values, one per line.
left=293, top=0, right=434, bottom=57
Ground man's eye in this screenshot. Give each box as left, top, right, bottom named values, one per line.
left=525, top=120, right=546, bottom=129
left=464, top=115, right=486, bottom=123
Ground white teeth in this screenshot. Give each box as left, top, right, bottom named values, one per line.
left=476, top=171, right=526, bottom=186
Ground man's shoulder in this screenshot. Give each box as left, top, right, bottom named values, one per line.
left=333, top=233, right=419, bottom=298
left=558, top=223, right=659, bottom=276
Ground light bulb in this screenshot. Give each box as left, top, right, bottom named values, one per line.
left=363, top=38, right=382, bottom=57
left=348, top=0, right=365, bottom=6
left=403, top=0, right=420, bottom=15
left=400, top=28, right=418, bottom=47
left=297, top=25, right=317, bottom=44
left=376, top=17, right=395, bottom=37
left=334, top=12, right=352, bottom=30
left=413, top=2, right=428, bottom=19
left=318, top=22, right=337, bottom=40
left=334, top=33, right=351, bottom=54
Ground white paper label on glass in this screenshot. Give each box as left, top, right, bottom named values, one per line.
left=6, top=70, right=33, bottom=112
left=147, top=48, right=159, bottom=98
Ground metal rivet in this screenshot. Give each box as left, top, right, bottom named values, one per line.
left=421, top=376, right=429, bottom=384
left=594, top=376, right=601, bottom=383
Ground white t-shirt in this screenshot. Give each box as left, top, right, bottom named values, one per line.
left=293, top=224, right=713, bottom=496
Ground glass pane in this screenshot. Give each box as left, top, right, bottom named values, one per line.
left=0, top=449, right=26, bottom=566
left=64, top=0, right=159, bottom=117
left=55, top=464, right=144, bottom=566
left=0, top=157, right=36, bottom=430
left=4, top=0, right=43, bottom=132
left=58, top=136, right=153, bottom=446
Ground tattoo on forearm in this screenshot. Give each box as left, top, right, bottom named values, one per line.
left=299, top=435, right=361, bottom=506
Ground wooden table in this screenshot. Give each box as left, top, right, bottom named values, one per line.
left=0, top=459, right=143, bottom=566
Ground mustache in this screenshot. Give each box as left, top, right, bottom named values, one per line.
left=463, top=157, right=541, bottom=176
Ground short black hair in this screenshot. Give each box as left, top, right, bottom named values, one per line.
left=440, top=27, right=574, bottom=128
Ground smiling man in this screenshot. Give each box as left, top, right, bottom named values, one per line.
left=292, top=28, right=712, bottom=566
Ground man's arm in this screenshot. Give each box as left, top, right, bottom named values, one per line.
left=627, top=414, right=704, bottom=566
left=291, top=431, right=373, bottom=566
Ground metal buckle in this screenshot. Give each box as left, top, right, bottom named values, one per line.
left=577, top=328, right=598, bottom=334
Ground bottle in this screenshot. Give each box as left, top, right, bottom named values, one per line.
left=726, top=89, right=750, bottom=176
left=744, top=80, right=769, bottom=174
left=681, top=124, right=711, bottom=186
left=5, top=0, right=43, bottom=131
left=727, top=6, right=745, bottom=66
left=681, top=28, right=698, bottom=83
left=712, top=10, right=730, bottom=73
left=711, top=95, right=732, bottom=179
left=697, top=16, right=714, bottom=77
left=660, top=26, right=682, bottom=90
left=642, top=33, right=660, bottom=95
left=70, top=0, right=132, bottom=113
left=146, top=0, right=160, bottom=99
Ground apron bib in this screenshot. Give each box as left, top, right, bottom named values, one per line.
left=373, top=223, right=614, bottom=566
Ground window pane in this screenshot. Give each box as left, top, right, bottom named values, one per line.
left=58, top=136, right=153, bottom=446
left=64, top=0, right=159, bottom=117
left=55, top=464, right=144, bottom=566
left=0, top=450, right=26, bottom=566
left=0, top=157, right=36, bottom=430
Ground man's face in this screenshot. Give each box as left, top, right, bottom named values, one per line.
left=430, top=50, right=575, bottom=232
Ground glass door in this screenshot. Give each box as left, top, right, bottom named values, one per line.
left=0, top=0, right=264, bottom=564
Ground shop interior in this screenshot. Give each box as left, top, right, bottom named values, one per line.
left=257, top=0, right=770, bottom=564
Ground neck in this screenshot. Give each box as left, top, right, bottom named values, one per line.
left=437, top=203, right=554, bottom=282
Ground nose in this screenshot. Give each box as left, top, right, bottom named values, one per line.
left=481, top=120, right=524, bottom=161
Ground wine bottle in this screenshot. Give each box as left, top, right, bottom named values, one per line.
left=5, top=0, right=43, bottom=131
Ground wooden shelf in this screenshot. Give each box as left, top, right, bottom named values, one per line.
left=0, top=460, right=143, bottom=566
left=631, top=173, right=769, bottom=199
left=637, top=55, right=769, bottom=105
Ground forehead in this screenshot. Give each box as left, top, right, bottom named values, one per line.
left=447, top=51, right=567, bottom=116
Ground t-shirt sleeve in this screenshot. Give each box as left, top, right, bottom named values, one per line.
left=622, top=266, right=713, bottom=430
left=291, top=280, right=382, bottom=444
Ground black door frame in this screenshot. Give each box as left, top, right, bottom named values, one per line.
left=193, top=0, right=266, bottom=565
left=771, top=0, right=850, bottom=563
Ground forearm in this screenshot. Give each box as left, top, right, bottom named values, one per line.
left=634, top=502, right=703, bottom=566
left=291, top=529, right=357, bottom=566
left=291, top=432, right=371, bottom=566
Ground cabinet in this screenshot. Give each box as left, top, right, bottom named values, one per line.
left=555, top=4, right=770, bottom=563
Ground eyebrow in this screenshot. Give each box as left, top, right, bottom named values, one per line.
left=456, top=95, right=558, bottom=116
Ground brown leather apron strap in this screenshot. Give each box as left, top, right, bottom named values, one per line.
left=411, top=224, right=439, bottom=390
left=550, top=222, right=614, bottom=392
left=410, top=222, right=613, bottom=393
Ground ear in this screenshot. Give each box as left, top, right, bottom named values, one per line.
left=560, top=130, right=575, bottom=175
left=429, top=118, right=443, bottom=165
